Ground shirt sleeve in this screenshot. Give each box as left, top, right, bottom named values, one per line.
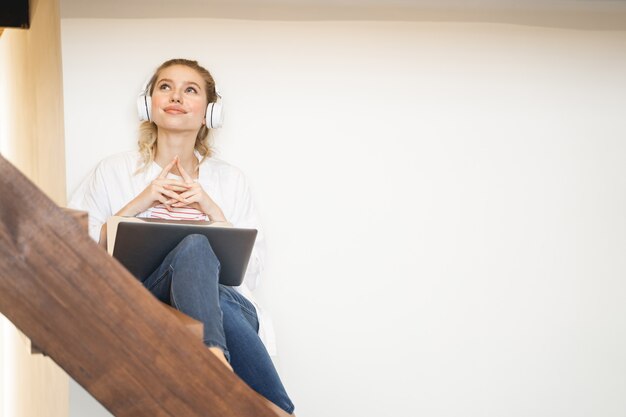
left=68, top=162, right=113, bottom=243
left=228, top=171, right=266, bottom=292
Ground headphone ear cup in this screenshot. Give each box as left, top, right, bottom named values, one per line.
left=206, top=102, right=223, bottom=129
left=137, top=93, right=152, bottom=121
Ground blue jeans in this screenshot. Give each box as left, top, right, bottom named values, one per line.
left=143, top=234, right=295, bottom=414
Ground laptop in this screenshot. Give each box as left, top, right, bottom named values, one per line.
left=109, top=217, right=257, bottom=286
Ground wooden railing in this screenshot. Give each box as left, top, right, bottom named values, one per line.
left=0, top=155, right=283, bottom=417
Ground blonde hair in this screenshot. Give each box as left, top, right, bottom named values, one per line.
left=137, top=59, right=218, bottom=171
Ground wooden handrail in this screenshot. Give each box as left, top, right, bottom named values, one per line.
left=0, top=155, right=281, bottom=417
left=31, top=208, right=204, bottom=354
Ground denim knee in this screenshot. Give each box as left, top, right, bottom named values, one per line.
left=175, top=234, right=219, bottom=269
left=178, top=234, right=210, bottom=255
left=219, top=286, right=259, bottom=331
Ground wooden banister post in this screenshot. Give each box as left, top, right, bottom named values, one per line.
left=0, top=155, right=280, bottom=417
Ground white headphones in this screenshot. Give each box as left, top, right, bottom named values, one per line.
left=137, top=80, right=224, bottom=129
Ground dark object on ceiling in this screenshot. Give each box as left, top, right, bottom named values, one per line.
left=1, top=0, right=30, bottom=29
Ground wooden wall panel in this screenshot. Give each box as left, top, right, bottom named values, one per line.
left=0, top=0, right=66, bottom=205
left=1, top=0, right=71, bottom=416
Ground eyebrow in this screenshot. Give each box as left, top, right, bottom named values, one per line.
left=156, top=78, right=202, bottom=90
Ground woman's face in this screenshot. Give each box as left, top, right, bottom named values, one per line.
left=150, top=64, right=208, bottom=134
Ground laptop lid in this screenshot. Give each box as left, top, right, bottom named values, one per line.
left=112, top=220, right=257, bottom=287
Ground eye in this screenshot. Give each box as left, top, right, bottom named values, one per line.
left=185, top=86, right=198, bottom=94
left=158, top=83, right=171, bottom=91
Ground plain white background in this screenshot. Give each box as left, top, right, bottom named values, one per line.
left=62, top=19, right=626, bottom=417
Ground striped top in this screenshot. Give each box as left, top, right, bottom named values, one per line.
left=146, top=204, right=209, bottom=221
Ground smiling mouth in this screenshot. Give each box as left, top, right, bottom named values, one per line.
left=164, top=107, right=186, bottom=114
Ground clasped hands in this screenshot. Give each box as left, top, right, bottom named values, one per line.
left=133, top=156, right=226, bottom=221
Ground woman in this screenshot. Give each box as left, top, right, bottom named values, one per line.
left=70, top=58, right=295, bottom=414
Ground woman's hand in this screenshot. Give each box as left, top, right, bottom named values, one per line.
left=117, top=157, right=191, bottom=217
left=168, top=157, right=227, bottom=222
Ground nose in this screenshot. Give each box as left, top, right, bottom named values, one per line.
left=169, top=89, right=182, bottom=103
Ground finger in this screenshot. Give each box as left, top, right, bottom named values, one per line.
left=163, top=179, right=192, bottom=188
left=176, top=157, right=195, bottom=184
left=156, top=179, right=191, bottom=190
left=158, top=157, right=178, bottom=179
left=156, top=196, right=173, bottom=211
left=176, top=190, right=198, bottom=202
left=155, top=184, right=186, bottom=202
left=161, top=188, right=187, bottom=203
left=163, top=183, right=190, bottom=192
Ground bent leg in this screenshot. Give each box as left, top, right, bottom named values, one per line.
left=143, top=234, right=228, bottom=356
left=219, top=286, right=295, bottom=414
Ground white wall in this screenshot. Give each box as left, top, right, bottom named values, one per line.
left=62, top=19, right=626, bottom=417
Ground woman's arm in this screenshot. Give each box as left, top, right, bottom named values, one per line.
left=90, top=156, right=190, bottom=248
